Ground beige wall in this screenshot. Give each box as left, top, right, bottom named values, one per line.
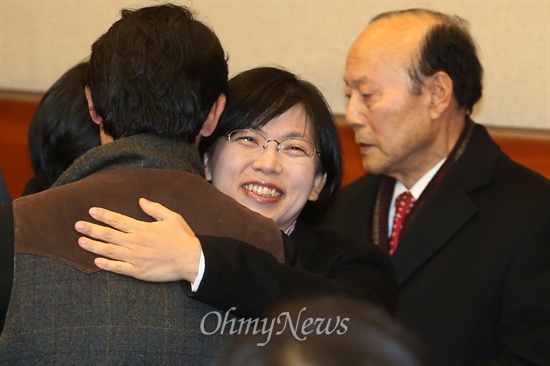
left=1, top=0, right=548, bottom=130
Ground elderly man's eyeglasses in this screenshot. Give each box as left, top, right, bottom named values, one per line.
left=226, top=129, right=321, bottom=159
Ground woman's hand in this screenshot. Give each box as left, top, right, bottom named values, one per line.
left=75, top=198, right=202, bottom=283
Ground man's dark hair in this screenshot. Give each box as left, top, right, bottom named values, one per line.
left=373, top=9, right=483, bottom=114
left=87, top=3, right=228, bottom=142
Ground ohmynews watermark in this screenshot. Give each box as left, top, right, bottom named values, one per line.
left=200, top=307, right=349, bottom=346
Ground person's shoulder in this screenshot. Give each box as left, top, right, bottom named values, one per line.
left=485, top=148, right=550, bottom=204
left=457, top=123, right=549, bottom=197
left=497, top=153, right=550, bottom=189
left=0, top=204, right=14, bottom=248
left=341, top=173, right=377, bottom=192
left=305, top=224, right=384, bottom=256
left=0, top=204, right=14, bottom=224
left=0, top=168, right=12, bottom=205
left=0, top=204, right=14, bottom=336
left=334, top=174, right=380, bottom=204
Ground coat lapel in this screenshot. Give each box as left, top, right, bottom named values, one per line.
left=392, top=123, right=501, bottom=286
left=392, top=174, right=476, bottom=285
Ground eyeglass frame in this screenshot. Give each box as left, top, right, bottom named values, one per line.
left=225, top=129, right=321, bottom=159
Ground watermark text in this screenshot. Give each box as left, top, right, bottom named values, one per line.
left=200, top=307, right=349, bottom=346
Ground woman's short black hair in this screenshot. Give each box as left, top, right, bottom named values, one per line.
left=28, top=62, right=100, bottom=191
left=199, top=66, right=342, bottom=225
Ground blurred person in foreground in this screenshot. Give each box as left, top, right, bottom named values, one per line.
left=222, top=295, right=434, bottom=366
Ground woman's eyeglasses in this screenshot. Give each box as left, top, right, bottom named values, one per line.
left=226, top=129, right=321, bottom=159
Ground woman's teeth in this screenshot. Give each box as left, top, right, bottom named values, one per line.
left=243, top=184, right=282, bottom=198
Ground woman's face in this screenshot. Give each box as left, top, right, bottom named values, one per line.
left=205, top=104, right=326, bottom=230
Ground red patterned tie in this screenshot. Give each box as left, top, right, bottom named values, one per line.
left=389, top=191, right=416, bottom=256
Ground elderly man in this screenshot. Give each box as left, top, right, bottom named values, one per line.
left=322, top=8, right=550, bottom=366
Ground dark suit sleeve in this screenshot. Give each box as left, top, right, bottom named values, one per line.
left=184, top=232, right=396, bottom=319
left=0, top=205, right=14, bottom=334
left=486, top=207, right=550, bottom=366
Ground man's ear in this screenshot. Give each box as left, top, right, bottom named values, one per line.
left=427, top=72, right=453, bottom=119
left=308, top=173, right=327, bottom=201
left=200, top=94, right=226, bottom=138
left=85, top=86, right=103, bottom=125
left=203, top=153, right=212, bottom=181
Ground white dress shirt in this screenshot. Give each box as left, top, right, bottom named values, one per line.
left=388, top=159, right=446, bottom=235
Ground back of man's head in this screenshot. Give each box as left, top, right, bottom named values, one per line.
left=87, top=3, right=228, bottom=142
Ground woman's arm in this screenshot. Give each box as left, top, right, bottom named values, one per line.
left=75, top=199, right=396, bottom=317
left=192, top=232, right=396, bottom=318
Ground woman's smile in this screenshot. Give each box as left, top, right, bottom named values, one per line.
left=242, top=182, right=283, bottom=201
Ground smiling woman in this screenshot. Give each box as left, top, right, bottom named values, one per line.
left=73, top=66, right=397, bottom=320
left=204, top=105, right=324, bottom=231
left=199, top=68, right=339, bottom=230
left=199, top=67, right=345, bottom=228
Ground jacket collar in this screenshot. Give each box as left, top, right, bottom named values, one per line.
left=52, top=133, right=204, bottom=188
left=393, top=122, right=502, bottom=286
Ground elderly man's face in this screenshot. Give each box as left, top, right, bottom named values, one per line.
left=344, top=14, right=443, bottom=186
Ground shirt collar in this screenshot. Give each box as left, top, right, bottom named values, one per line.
left=392, top=159, right=446, bottom=201
left=284, top=220, right=297, bottom=236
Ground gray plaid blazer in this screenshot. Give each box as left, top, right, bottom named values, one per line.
left=0, top=167, right=284, bottom=365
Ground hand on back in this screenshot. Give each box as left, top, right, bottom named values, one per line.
left=75, top=198, right=201, bottom=283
